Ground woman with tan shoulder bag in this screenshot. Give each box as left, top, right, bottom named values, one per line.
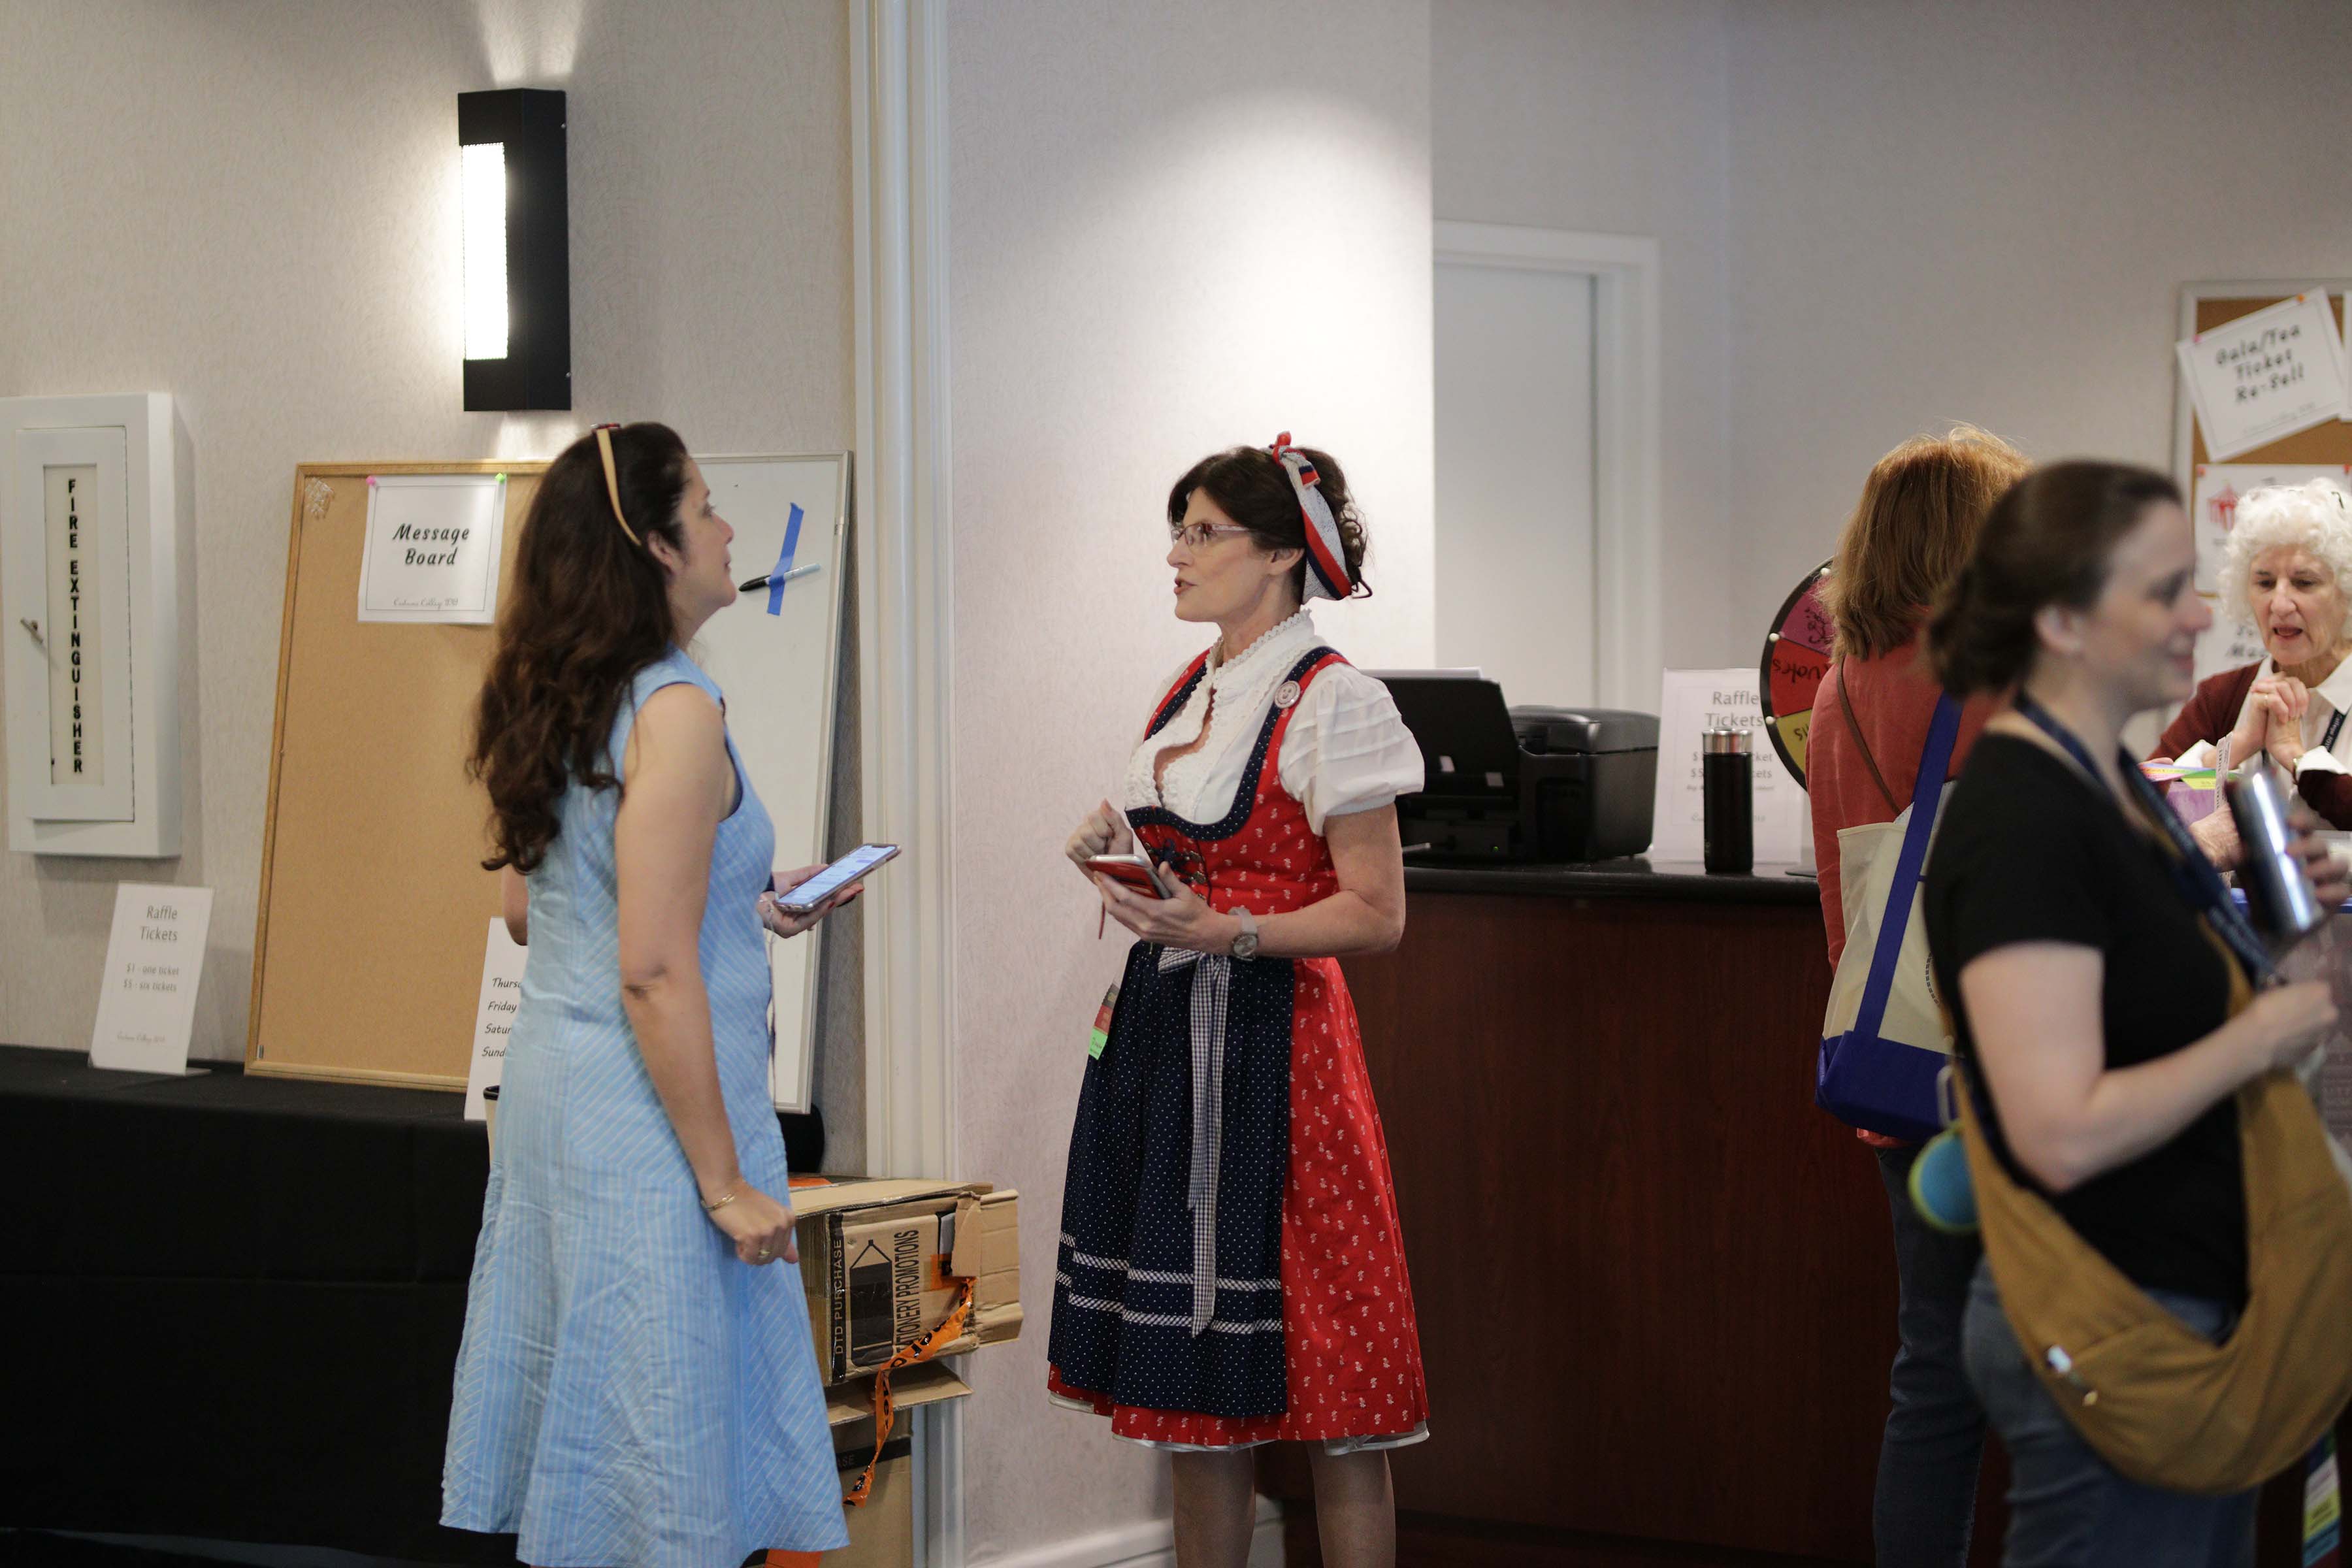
left=1921, top=460, right=2352, bottom=1567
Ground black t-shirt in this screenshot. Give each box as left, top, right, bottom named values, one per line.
left=1923, top=734, right=2246, bottom=1307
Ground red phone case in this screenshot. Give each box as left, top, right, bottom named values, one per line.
left=1088, top=857, right=1169, bottom=898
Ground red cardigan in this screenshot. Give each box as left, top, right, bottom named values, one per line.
left=2148, top=662, right=2352, bottom=829
left=1807, top=640, right=1996, bottom=970
left=1807, top=641, right=1998, bottom=1149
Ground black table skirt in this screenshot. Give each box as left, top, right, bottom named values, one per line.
left=0, top=1046, right=821, bottom=1561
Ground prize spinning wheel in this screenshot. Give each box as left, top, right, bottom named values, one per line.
left=1759, top=560, right=1834, bottom=786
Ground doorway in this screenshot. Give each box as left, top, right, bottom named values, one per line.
left=1434, top=258, right=1598, bottom=707
left=1431, top=222, right=1661, bottom=713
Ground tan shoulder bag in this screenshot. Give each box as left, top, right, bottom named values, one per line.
left=1957, top=926, right=2352, bottom=1492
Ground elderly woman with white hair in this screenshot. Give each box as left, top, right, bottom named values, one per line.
left=2151, top=476, right=2352, bottom=828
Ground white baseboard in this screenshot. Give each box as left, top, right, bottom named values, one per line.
left=975, top=1495, right=1284, bottom=1568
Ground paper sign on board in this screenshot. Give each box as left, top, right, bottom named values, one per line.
left=357, top=474, right=508, bottom=623
left=2176, top=293, right=2351, bottom=461
left=466, top=917, right=528, bottom=1120
left=90, top=882, right=213, bottom=1074
left=1650, top=668, right=1808, bottom=865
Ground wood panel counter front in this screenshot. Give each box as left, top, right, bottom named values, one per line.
left=1260, top=859, right=1891, bottom=1565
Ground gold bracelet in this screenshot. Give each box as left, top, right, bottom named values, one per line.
left=700, top=1183, right=742, bottom=1214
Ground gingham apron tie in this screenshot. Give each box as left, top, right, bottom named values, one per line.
left=1156, top=942, right=1231, bottom=1335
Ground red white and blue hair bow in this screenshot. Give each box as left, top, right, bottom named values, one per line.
left=1267, top=431, right=1353, bottom=603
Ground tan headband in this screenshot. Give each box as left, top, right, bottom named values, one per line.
left=593, top=425, right=641, bottom=546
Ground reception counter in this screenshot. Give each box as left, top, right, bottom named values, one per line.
left=1260, top=858, right=1896, bottom=1564
left=1388, top=856, right=1825, bottom=904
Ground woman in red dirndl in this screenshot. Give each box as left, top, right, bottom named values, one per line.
left=1054, top=437, right=1429, bottom=1567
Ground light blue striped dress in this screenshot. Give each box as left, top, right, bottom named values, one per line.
left=444, top=649, right=847, bottom=1567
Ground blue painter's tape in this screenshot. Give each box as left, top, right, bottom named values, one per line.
left=766, top=502, right=806, bottom=616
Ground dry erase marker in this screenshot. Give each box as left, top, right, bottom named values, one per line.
left=738, top=563, right=822, bottom=593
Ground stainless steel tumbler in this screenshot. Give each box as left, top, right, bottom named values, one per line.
left=2225, top=759, right=2327, bottom=951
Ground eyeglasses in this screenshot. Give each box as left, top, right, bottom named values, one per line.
left=1168, top=521, right=1253, bottom=551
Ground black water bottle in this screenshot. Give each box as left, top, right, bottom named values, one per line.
left=1703, top=727, right=1754, bottom=875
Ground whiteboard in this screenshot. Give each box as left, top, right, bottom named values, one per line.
left=692, top=453, right=853, bottom=1113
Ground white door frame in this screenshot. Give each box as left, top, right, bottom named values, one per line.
left=852, top=2, right=961, bottom=1561
left=1433, top=221, right=1662, bottom=711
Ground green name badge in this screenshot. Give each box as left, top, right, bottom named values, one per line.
left=1088, top=980, right=1120, bottom=1060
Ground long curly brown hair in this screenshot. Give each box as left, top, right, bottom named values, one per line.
left=471, top=423, right=694, bottom=872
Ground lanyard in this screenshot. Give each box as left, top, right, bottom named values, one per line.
left=2015, top=695, right=2273, bottom=983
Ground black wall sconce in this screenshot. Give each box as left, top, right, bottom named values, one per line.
left=460, top=89, right=570, bottom=412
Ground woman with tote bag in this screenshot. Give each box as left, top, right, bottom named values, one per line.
left=1806, top=426, right=2024, bottom=1567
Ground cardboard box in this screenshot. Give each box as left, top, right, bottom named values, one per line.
left=789, top=1177, right=1022, bottom=1384
left=812, top=1362, right=970, bottom=1568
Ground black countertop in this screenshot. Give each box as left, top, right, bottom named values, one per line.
left=0, top=1043, right=828, bottom=1169
left=1402, top=857, right=1820, bottom=905
left=0, top=1040, right=478, bottom=1118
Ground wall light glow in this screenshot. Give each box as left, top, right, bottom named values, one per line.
left=461, top=142, right=509, bottom=361
left=459, top=87, right=570, bottom=410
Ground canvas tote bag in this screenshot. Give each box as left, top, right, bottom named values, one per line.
left=1816, top=675, right=1961, bottom=1142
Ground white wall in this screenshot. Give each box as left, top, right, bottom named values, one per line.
left=1437, top=0, right=2352, bottom=681
left=1723, top=0, right=2352, bottom=649
left=0, top=1, right=854, bottom=1072
left=943, top=1, right=1436, bottom=1558
left=1433, top=0, right=1735, bottom=666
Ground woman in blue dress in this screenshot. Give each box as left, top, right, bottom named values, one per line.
left=444, top=423, right=855, bottom=1567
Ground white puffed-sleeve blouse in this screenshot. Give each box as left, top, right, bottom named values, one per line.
left=1118, top=610, right=1424, bottom=837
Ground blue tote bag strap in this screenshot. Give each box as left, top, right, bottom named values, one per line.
left=1852, top=694, right=1962, bottom=1041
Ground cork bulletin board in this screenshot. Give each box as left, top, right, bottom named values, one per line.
left=246, top=462, right=542, bottom=1086
left=2174, top=284, right=2352, bottom=474
left=245, top=454, right=855, bottom=1095
left=2172, top=284, right=2352, bottom=682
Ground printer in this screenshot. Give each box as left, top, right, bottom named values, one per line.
left=1370, top=671, right=1659, bottom=863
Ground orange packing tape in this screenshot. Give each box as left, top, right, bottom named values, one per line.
left=843, top=1279, right=974, bottom=1508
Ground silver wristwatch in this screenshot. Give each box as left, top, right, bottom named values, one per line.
left=1230, top=907, right=1260, bottom=960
